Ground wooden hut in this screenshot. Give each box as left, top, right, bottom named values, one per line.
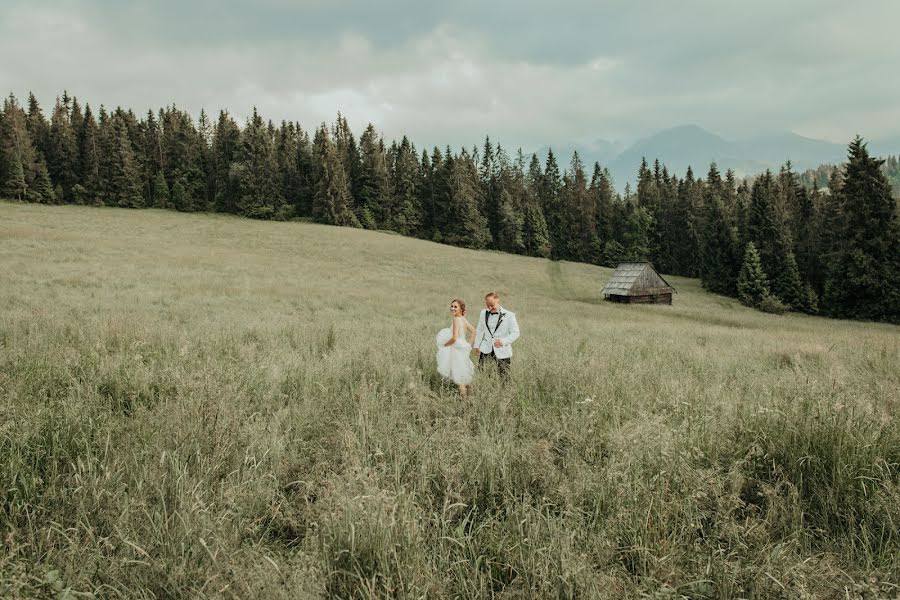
left=601, top=262, right=675, bottom=305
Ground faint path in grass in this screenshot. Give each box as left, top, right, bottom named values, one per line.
left=546, top=261, right=577, bottom=301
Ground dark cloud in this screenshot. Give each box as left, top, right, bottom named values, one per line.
left=2, top=0, right=898, bottom=152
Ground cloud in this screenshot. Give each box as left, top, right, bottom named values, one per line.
left=2, top=0, right=898, bottom=154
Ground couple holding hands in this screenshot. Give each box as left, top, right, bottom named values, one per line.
left=435, top=291, right=520, bottom=397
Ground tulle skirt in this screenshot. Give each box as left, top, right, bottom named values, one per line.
left=435, top=328, right=475, bottom=385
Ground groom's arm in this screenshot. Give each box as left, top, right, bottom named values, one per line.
left=473, top=310, right=486, bottom=353
left=499, top=313, right=520, bottom=347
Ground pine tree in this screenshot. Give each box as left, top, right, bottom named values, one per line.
left=25, top=92, right=50, bottom=162
left=823, top=137, right=900, bottom=323
left=541, top=149, right=564, bottom=258
left=170, top=181, right=188, bottom=212
left=636, top=157, right=665, bottom=265
left=275, top=122, right=303, bottom=218
left=231, top=109, right=283, bottom=219
left=32, top=157, right=55, bottom=203
left=521, top=153, right=551, bottom=257
left=478, top=136, right=501, bottom=242
left=590, top=163, right=615, bottom=262
left=773, top=249, right=805, bottom=311
left=1, top=94, right=40, bottom=201
left=312, top=124, right=359, bottom=227
left=429, top=147, right=453, bottom=241
left=152, top=170, right=170, bottom=208
left=139, top=110, right=163, bottom=206
left=76, top=104, right=100, bottom=203
left=556, top=152, right=595, bottom=261
left=676, top=167, right=703, bottom=277
left=746, top=170, right=803, bottom=307
left=47, top=97, right=78, bottom=200
left=196, top=109, right=214, bottom=209
left=389, top=136, right=421, bottom=236
left=2, top=147, right=26, bottom=200
left=522, top=201, right=550, bottom=258
left=444, top=149, right=491, bottom=249
left=494, top=187, right=524, bottom=253
left=737, top=242, right=770, bottom=308
left=417, top=149, right=434, bottom=236
left=621, top=203, right=653, bottom=261
left=159, top=107, right=207, bottom=212
left=699, top=164, right=742, bottom=295
left=356, top=123, right=391, bottom=228
left=99, top=114, right=143, bottom=208
left=211, top=110, right=241, bottom=213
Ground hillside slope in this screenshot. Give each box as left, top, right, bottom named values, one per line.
left=1, top=202, right=898, bottom=598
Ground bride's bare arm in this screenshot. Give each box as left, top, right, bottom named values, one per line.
left=466, top=321, right=476, bottom=346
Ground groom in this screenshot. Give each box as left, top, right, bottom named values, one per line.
left=473, top=292, right=520, bottom=379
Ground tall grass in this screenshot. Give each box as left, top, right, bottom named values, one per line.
left=1, top=202, right=898, bottom=599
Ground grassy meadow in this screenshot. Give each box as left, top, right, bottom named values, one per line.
left=1, top=201, right=898, bottom=599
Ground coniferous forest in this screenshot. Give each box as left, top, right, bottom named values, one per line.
left=2, top=92, right=898, bottom=324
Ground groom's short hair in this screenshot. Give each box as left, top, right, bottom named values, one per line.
left=485, top=292, right=499, bottom=300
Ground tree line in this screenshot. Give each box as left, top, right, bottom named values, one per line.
left=800, top=155, right=900, bottom=198
left=1, top=92, right=898, bottom=323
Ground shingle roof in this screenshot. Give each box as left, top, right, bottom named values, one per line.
left=601, top=262, right=675, bottom=296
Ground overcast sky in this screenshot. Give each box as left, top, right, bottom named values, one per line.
left=2, top=0, right=899, bottom=151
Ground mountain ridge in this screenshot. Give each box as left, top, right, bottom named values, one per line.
left=536, top=126, right=900, bottom=190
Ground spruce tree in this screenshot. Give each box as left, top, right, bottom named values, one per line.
left=636, top=157, right=665, bottom=265
left=25, top=92, right=50, bottom=162
left=487, top=147, right=521, bottom=253
left=356, top=123, right=391, bottom=228
left=699, top=164, right=742, bottom=295
left=590, top=163, right=615, bottom=262
left=139, top=110, right=163, bottom=205
left=495, top=185, right=524, bottom=253
left=747, top=170, right=804, bottom=307
left=541, top=149, right=564, bottom=258
left=417, top=149, right=434, bottom=236
left=2, top=147, right=27, bottom=200
left=159, top=107, right=207, bottom=211
left=232, top=109, right=282, bottom=219
left=444, top=149, right=491, bottom=249
left=478, top=136, right=500, bottom=242
left=76, top=104, right=100, bottom=203
left=823, top=137, right=900, bottom=323
left=211, top=110, right=241, bottom=213
left=99, top=114, right=144, bottom=208
left=389, top=136, right=421, bottom=236
left=556, top=152, right=593, bottom=261
left=521, top=153, right=551, bottom=257
left=170, top=181, right=189, bottom=212
left=773, top=249, right=805, bottom=311
left=621, top=203, right=653, bottom=261
left=1, top=94, right=40, bottom=200
left=48, top=97, right=78, bottom=200
left=312, top=124, right=359, bottom=227
left=737, top=242, right=771, bottom=308
left=429, top=147, right=452, bottom=241
left=152, top=170, right=170, bottom=208
left=32, top=157, right=55, bottom=203
left=275, top=122, right=303, bottom=217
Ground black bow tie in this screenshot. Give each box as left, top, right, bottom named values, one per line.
left=489, top=311, right=499, bottom=315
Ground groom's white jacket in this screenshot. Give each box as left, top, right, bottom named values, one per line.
left=474, top=306, right=520, bottom=359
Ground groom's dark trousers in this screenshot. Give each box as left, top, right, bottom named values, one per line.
left=478, top=350, right=511, bottom=380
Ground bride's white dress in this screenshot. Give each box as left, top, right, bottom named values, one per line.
left=436, top=316, right=475, bottom=385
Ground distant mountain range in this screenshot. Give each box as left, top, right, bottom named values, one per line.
left=536, top=125, right=900, bottom=191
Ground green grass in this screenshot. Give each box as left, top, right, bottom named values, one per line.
left=1, top=201, right=898, bottom=599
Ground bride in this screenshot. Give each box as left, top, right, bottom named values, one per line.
left=435, top=298, right=476, bottom=397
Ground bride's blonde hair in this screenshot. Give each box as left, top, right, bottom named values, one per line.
left=451, top=298, right=467, bottom=315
